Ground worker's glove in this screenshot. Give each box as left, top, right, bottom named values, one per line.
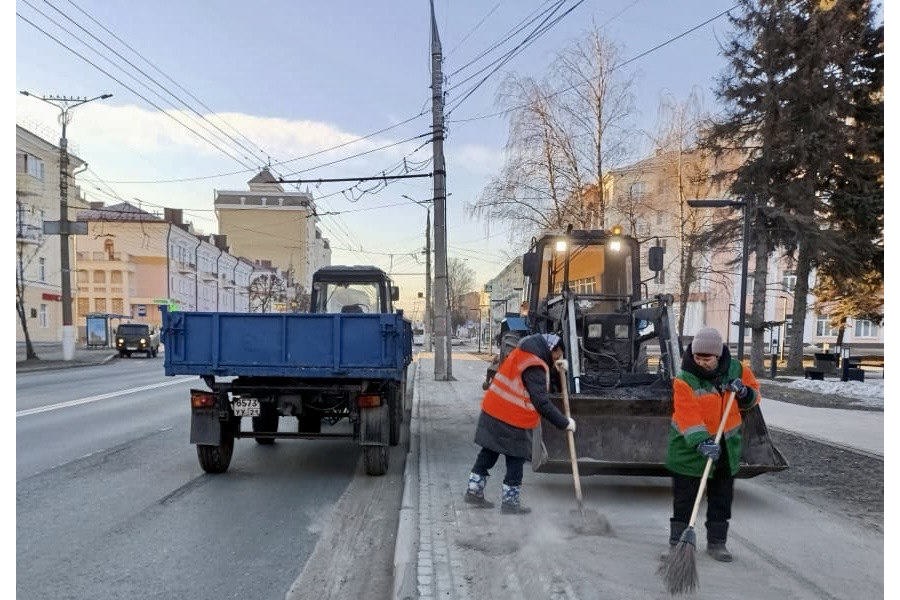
left=728, top=378, right=749, bottom=400
left=696, top=438, right=721, bottom=462
left=565, top=418, right=576, bottom=433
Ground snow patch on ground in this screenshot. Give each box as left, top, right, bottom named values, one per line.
left=772, top=377, right=884, bottom=407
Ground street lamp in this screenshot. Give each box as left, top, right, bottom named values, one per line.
left=687, top=198, right=749, bottom=362
left=402, top=194, right=434, bottom=352
left=20, top=90, right=113, bottom=360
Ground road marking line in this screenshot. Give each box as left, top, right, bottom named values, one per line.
left=16, top=377, right=195, bottom=418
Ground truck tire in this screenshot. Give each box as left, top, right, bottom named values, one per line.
left=388, top=384, right=403, bottom=447
left=364, top=446, right=389, bottom=476
left=197, top=425, right=234, bottom=474
left=252, top=412, right=278, bottom=445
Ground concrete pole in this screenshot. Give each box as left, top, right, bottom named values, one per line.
left=430, top=0, right=452, bottom=380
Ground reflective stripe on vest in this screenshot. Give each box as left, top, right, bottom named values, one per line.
left=481, top=347, right=549, bottom=429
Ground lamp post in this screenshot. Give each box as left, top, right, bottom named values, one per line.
left=687, top=198, right=749, bottom=362
left=402, top=194, right=433, bottom=352
left=727, top=302, right=736, bottom=348
left=20, top=90, right=112, bottom=360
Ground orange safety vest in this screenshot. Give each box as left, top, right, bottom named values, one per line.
left=481, top=347, right=549, bottom=429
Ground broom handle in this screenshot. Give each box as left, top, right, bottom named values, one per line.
left=555, top=360, right=583, bottom=505
left=686, top=390, right=737, bottom=529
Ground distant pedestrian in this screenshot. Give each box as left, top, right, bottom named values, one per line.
left=664, top=327, right=760, bottom=562
left=464, top=332, right=576, bottom=514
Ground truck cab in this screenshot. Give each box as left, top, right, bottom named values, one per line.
left=310, top=266, right=400, bottom=315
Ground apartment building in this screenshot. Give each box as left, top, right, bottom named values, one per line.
left=73, top=202, right=254, bottom=340
left=16, top=125, right=86, bottom=343
left=214, top=168, right=331, bottom=292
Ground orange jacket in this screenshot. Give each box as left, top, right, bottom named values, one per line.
left=481, top=347, right=549, bottom=429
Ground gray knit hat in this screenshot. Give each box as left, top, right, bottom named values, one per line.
left=691, top=327, right=723, bottom=357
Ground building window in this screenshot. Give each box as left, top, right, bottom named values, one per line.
left=20, top=153, right=45, bottom=181
left=782, top=270, right=797, bottom=292
left=854, top=319, right=878, bottom=338
left=38, top=257, right=46, bottom=282
left=110, top=270, right=123, bottom=284
left=77, top=297, right=90, bottom=315
left=112, top=298, right=124, bottom=314
left=816, top=315, right=838, bottom=337
left=77, top=270, right=89, bottom=283
left=95, top=298, right=107, bottom=313
left=629, top=181, right=647, bottom=197
left=39, top=304, right=48, bottom=328
left=93, top=271, right=106, bottom=284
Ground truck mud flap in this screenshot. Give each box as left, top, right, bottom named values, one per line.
left=190, top=408, right=222, bottom=445
left=531, top=393, right=788, bottom=478
left=359, top=404, right=389, bottom=447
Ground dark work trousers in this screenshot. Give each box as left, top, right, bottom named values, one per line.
left=671, top=445, right=735, bottom=527
left=472, top=447, right=526, bottom=486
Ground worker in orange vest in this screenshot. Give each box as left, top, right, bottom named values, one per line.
left=465, top=333, right=576, bottom=514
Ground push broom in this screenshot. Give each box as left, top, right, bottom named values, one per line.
left=659, top=390, right=736, bottom=595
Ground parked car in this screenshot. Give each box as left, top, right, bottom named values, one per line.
left=115, top=323, right=160, bottom=358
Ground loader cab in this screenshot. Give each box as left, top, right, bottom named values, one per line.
left=310, top=266, right=399, bottom=315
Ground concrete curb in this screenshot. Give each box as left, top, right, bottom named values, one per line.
left=16, top=353, right=118, bottom=374
left=392, top=358, right=422, bottom=600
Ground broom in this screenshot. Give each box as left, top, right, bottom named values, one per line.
left=659, top=390, right=736, bottom=595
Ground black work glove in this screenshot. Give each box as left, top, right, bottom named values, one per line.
left=696, top=437, right=721, bottom=462
left=729, top=378, right=749, bottom=400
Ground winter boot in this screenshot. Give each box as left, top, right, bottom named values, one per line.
left=500, top=483, right=531, bottom=515
left=660, top=520, right=689, bottom=561
left=706, top=521, right=733, bottom=562
left=464, top=472, right=495, bottom=508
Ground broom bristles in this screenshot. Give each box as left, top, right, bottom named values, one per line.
left=657, top=526, right=699, bottom=595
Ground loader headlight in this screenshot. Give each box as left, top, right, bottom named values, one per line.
left=609, top=238, right=622, bottom=252
left=555, top=239, right=567, bottom=252
left=140, top=338, right=147, bottom=344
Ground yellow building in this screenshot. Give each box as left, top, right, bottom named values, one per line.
left=16, top=125, right=86, bottom=343
left=73, top=202, right=255, bottom=342
left=214, top=169, right=330, bottom=291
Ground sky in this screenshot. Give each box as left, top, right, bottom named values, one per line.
left=12, top=0, right=747, bottom=305
left=11, top=0, right=890, bottom=315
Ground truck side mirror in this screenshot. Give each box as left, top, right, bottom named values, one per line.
left=522, top=252, right=539, bottom=277
left=648, top=246, right=664, bottom=272
left=391, top=286, right=400, bottom=301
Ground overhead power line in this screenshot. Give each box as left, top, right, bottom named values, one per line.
left=448, top=3, right=739, bottom=124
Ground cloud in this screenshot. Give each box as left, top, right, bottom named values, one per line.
left=449, top=143, right=504, bottom=176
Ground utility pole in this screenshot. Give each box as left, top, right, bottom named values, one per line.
left=424, top=207, right=433, bottom=352
left=20, top=90, right=112, bottom=361
left=430, top=0, right=452, bottom=380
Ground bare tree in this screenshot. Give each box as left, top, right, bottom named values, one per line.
left=470, top=26, right=635, bottom=239
left=248, top=272, right=286, bottom=313
left=16, top=199, right=42, bottom=360
left=447, top=257, right=476, bottom=327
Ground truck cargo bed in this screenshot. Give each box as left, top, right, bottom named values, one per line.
left=162, top=310, right=412, bottom=379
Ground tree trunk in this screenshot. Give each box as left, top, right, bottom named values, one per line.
left=749, top=235, right=770, bottom=373
left=786, top=240, right=814, bottom=373
left=835, top=317, right=847, bottom=347
left=16, top=299, right=39, bottom=360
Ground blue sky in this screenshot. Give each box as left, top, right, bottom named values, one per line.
left=14, top=0, right=757, bottom=303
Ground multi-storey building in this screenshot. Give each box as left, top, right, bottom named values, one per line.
left=73, top=202, right=254, bottom=340
left=214, top=168, right=331, bottom=292
left=16, top=125, right=86, bottom=343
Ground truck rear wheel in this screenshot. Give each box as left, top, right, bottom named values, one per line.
left=197, top=425, right=234, bottom=473
left=363, top=446, right=389, bottom=476
left=252, top=412, right=278, bottom=445
left=388, top=384, right=403, bottom=447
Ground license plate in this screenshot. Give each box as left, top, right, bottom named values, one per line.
left=231, top=398, right=261, bottom=417
left=127, top=346, right=138, bottom=350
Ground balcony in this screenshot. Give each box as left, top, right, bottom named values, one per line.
left=16, top=222, right=44, bottom=246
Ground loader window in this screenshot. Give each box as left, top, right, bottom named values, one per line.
left=539, top=243, right=633, bottom=297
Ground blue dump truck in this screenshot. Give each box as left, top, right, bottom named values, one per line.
left=161, top=266, right=413, bottom=476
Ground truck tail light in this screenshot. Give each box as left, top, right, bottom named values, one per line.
left=191, top=389, right=216, bottom=409
left=357, top=394, right=381, bottom=408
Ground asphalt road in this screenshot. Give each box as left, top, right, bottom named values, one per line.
left=16, top=358, right=396, bottom=600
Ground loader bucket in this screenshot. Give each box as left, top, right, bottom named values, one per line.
left=532, top=388, right=788, bottom=478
